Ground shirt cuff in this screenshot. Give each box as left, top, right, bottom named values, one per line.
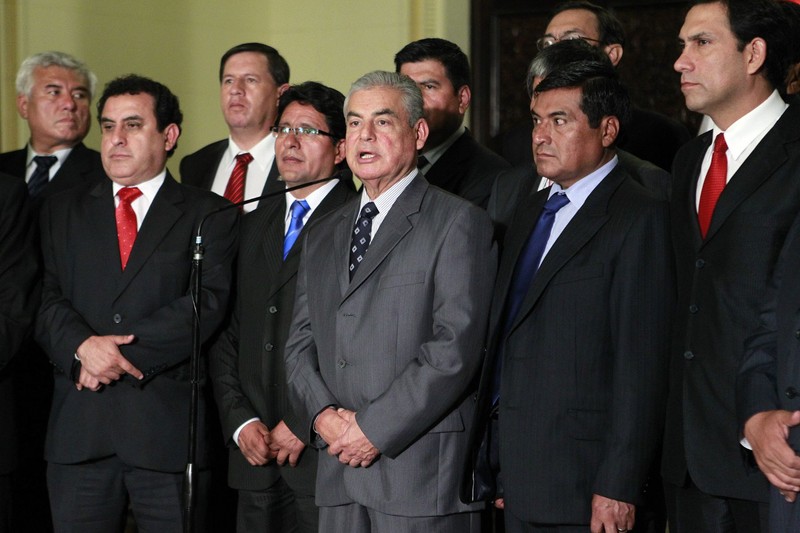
left=233, top=418, right=260, bottom=447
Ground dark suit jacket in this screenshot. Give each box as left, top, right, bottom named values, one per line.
left=488, top=149, right=670, bottom=244
left=662, top=102, right=800, bottom=502
left=35, top=173, right=237, bottom=472
left=284, top=176, right=496, bottom=516
left=0, top=174, right=40, bottom=475
left=465, top=165, right=673, bottom=524
left=424, top=129, right=510, bottom=209
left=0, top=143, right=104, bottom=209
left=179, top=139, right=283, bottom=198
left=738, top=212, right=800, bottom=533
left=210, top=179, right=357, bottom=493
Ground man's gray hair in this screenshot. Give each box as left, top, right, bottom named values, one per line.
left=345, top=70, right=423, bottom=127
left=15, top=51, right=97, bottom=98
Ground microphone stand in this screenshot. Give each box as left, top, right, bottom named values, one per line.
left=183, top=174, right=339, bottom=533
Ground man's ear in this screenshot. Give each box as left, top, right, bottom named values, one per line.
left=600, top=115, right=620, bottom=148
left=604, top=44, right=623, bottom=67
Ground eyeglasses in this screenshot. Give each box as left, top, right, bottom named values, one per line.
left=536, top=32, right=601, bottom=51
left=270, top=126, right=334, bottom=138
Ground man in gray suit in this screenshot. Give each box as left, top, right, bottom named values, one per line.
left=284, top=71, right=496, bottom=532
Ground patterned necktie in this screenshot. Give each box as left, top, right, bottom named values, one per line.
left=116, top=187, right=143, bottom=270
left=349, top=202, right=379, bottom=280
left=223, top=152, right=253, bottom=206
left=283, top=199, right=310, bottom=259
left=492, top=192, right=570, bottom=406
left=28, top=155, right=58, bottom=198
left=697, top=133, right=727, bottom=238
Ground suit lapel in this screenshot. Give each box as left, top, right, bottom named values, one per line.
left=115, top=174, right=184, bottom=298
left=259, top=199, right=289, bottom=300
left=341, top=177, right=426, bottom=302
left=506, top=167, right=625, bottom=336
left=489, top=186, right=547, bottom=334
left=86, top=179, right=123, bottom=281
left=704, top=109, right=798, bottom=242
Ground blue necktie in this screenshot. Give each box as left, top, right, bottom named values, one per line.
left=492, top=192, right=570, bottom=405
left=28, top=155, right=58, bottom=198
left=283, top=200, right=310, bottom=259
left=349, top=202, right=378, bottom=280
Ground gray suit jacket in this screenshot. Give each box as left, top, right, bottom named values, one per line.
left=284, top=176, right=496, bottom=516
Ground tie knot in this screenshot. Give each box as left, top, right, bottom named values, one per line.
left=360, top=202, right=379, bottom=220
left=713, top=133, right=727, bottom=154
left=290, top=199, right=310, bottom=220
left=118, top=187, right=143, bottom=205
left=34, top=155, right=58, bottom=170
left=543, top=192, right=570, bottom=214
left=235, top=152, right=254, bottom=165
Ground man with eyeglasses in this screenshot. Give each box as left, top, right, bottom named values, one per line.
left=501, top=1, right=690, bottom=173
left=210, top=81, right=357, bottom=533
left=180, top=43, right=290, bottom=213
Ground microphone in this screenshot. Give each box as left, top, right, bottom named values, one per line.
left=183, top=171, right=342, bottom=533
left=195, top=173, right=341, bottom=238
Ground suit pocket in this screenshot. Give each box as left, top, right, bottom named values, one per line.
left=566, top=408, right=607, bottom=441
left=551, top=263, right=604, bottom=285
left=378, top=271, right=426, bottom=289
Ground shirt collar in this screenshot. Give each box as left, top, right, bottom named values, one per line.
left=226, top=134, right=276, bottom=169
left=112, top=170, right=166, bottom=201
left=712, top=90, right=788, bottom=162
left=419, top=125, right=465, bottom=168
left=550, top=155, right=618, bottom=210
left=26, top=145, right=72, bottom=168
left=284, top=178, right=340, bottom=220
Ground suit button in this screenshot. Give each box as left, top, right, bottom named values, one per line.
left=689, top=304, right=698, bottom=314
left=269, top=306, right=278, bottom=314
left=683, top=351, right=695, bottom=360
left=796, top=330, right=800, bottom=339
left=787, top=387, right=799, bottom=399
left=113, top=313, right=122, bottom=324
left=337, top=359, right=346, bottom=368
left=265, top=343, right=274, bottom=351
left=696, top=259, right=705, bottom=268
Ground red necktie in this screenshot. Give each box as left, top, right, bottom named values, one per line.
left=697, top=133, right=727, bottom=238
left=116, top=187, right=143, bottom=270
left=223, top=152, right=253, bottom=206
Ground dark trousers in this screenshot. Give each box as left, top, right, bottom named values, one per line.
left=503, top=507, right=586, bottom=533
left=664, top=477, right=768, bottom=533
left=48, top=456, right=201, bottom=533
left=236, top=477, right=317, bottom=533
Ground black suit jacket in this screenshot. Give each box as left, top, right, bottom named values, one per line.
left=0, top=174, right=40, bottom=475
left=179, top=139, right=283, bottom=199
left=210, top=179, right=357, bottom=493
left=0, top=143, right=104, bottom=209
left=465, top=165, right=673, bottom=524
left=662, top=102, right=800, bottom=502
left=488, top=149, right=670, bottom=245
left=35, top=173, right=237, bottom=472
left=738, top=212, right=800, bottom=533
left=424, top=129, right=510, bottom=209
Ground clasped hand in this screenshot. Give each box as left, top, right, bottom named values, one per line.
left=74, top=334, right=142, bottom=391
left=316, top=408, right=379, bottom=468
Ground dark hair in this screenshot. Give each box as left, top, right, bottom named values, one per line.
left=277, top=81, right=346, bottom=142
left=691, top=0, right=792, bottom=93
left=534, top=59, right=630, bottom=136
left=394, top=38, right=471, bottom=92
left=219, top=42, right=290, bottom=86
left=96, top=74, right=183, bottom=156
left=550, top=1, right=626, bottom=48
left=527, top=39, right=613, bottom=98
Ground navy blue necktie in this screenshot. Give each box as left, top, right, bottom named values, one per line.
left=492, top=192, right=570, bottom=405
left=28, top=155, right=58, bottom=198
left=349, top=202, right=378, bottom=280
left=283, top=199, right=310, bottom=259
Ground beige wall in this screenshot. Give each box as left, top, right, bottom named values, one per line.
left=0, top=0, right=469, bottom=169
